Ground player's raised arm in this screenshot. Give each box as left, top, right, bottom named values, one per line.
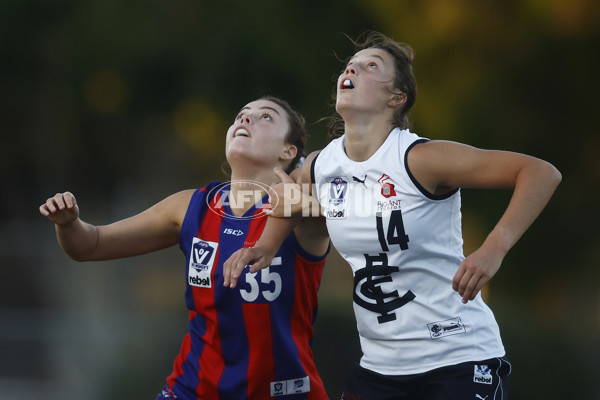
left=39, top=190, right=193, bottom=261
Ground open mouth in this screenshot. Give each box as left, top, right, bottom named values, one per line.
left=342, top=79, right=354, bottom=89
left=234, top=128, right=249, bottom=137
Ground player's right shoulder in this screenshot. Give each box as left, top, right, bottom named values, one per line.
left=153, top=189, right=196, bottom=226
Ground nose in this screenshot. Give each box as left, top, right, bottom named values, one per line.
left=345, top=63, right=357, bottom=75
left=240, top=114, right=252, bottom=124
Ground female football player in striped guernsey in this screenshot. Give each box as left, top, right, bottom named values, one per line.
left=39, top=96, right=330, bottom=400
left=224, top=32, right=561, bottom=399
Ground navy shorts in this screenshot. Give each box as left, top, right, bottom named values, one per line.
left=340, top=357, right=511, bottom=400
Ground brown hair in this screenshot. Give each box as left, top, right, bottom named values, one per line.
left=329, top=31, right=417, bottom=140
left=260, top=95, right=307, bottom=173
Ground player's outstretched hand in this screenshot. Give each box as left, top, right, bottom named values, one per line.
left=39, top=192, right=80, bottom=226
left=223, top=246, right=275, bottom=289
left=452, top=246, right=504, bottom=304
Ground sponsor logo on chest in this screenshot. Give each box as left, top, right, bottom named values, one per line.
left=188, top=238, right=218, bottom=288
left=325, top=177, right=349, bottom=219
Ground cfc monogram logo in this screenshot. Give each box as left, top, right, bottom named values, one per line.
left=353, top=253, right=415, bottom=323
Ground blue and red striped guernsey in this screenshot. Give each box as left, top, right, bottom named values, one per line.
left=163, top=182, right=329, bottom=400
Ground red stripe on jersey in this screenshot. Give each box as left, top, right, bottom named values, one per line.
left=243, top=210, right=272, bottom=399
left=165, top=310, right=197, bottom=388
left=291, top=253, right=328, bottom=399
left=166, top=330, right=192, bottom=388
left=193, top=192, right=225, bottom=398
left=243, top=303, right=274, bottom=399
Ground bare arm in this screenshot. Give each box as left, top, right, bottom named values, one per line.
left=223, top=151, right=326, bottom=288
left=39, top=190, right=194, bottom=261
left=408, top=140, right=562, bottom=303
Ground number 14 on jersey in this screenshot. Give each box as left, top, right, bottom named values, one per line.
left=376, top=210, right=409, bottom=252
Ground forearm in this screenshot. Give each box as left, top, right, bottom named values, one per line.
left=256, top=215, right=300, bottom=254
left=481, top=160, right=561, bottom=255
left=55, top=218, right=99, bottom=261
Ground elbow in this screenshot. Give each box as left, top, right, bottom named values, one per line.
left=69, top=254, right=89, bottom=262
left=546, top=162, right=562, bottom=189
left=64, top=250, right=90, bottom=262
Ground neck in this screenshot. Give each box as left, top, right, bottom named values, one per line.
left=342, top=118, right=395, bottom=162
left=227, top=167, right=277, bottom=217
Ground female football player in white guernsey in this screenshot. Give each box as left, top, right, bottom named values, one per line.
left=224, top=32, right=561, bottom=399
left=39, top=96, right=331, bottom=400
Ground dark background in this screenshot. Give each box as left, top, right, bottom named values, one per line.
left=1, top=0, right=598, bottom=399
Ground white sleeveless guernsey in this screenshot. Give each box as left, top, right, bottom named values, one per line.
left=312, top=129, right=505, bottom=375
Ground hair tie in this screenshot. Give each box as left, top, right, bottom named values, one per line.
left=296, top=156, right=306, bottom=168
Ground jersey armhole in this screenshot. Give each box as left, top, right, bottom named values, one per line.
left=285, top=231, right=330, bottom=262
left=404, top=140, right=459, bottom=200
left=178, top=181, right=222, bottom=251
left=310, top=152, right=319, bottom=186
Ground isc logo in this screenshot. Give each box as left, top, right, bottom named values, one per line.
left=223, top=228, right=244, bottom=236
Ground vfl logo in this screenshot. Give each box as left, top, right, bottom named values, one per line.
left=326, top=177, right=348, bottom=219
left=378, top=174, right=397, bottom=198
left=353, top=253, right=415, bottom=323
left=188, top=238, right=218, bottom=288
left=329, top=177, right=348, bottom=204
left=473, top=365, right=493, bottom=385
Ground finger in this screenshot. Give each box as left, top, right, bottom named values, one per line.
left=227, top=250, right=254, bottom=288
left=456, top=269, right=473, bottom=297
left=45, top=197, right=58, bottom=213
left=461, top=273, right=482, bottom=304
left=64, top=192, right=76, bottom=208
left=229, top=263, right=247, bottom=289
left=452, top=265, right=466, bottom=292
left=248, top=258, right=268, bottom=274
left=39, top=204, right=50, bottom=216
left=223, top=250, right=242, bottom=287
left=53, top=193, right=68, bottom=210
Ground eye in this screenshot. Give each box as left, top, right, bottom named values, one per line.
left=260, top=113, right=273, bottom=121
left=368, top=62, right=378, bottom=69
left=235, top=113, right=243, bottom=121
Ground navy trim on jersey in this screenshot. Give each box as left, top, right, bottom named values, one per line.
left=286, top=231, right=330, bottom=262
left=179, top=180, right=222, bottom=253
left=404, top=139, right=460, bottom=200
left=310, top=153, right=319, bottom=186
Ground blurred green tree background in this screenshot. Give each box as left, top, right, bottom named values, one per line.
left=1, top=0, right=598, bottom=399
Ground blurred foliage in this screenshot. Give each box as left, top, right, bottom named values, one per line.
left=1, top=0, right=599, bottom=399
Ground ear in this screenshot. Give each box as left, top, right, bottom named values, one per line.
left=279, top=144, right=298, bottom=162
left=388, top=92, right=407, bottom=108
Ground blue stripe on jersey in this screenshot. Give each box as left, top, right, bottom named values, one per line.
left=215, top=215, right=254, bottom=398
left=181, top=316, right=207, bottom=397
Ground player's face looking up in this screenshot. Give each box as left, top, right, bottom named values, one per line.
left=336, top=48, right=403, bottom=118
left=225, top=99, right=297, bottom=172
